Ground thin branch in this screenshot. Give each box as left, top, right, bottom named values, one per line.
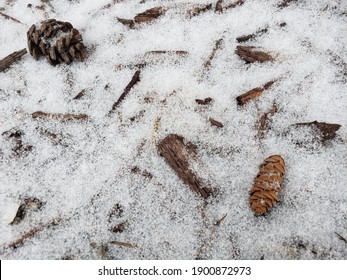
left=0, top=48, right=27, bottom=72
left=0, top=11, right=21, bottom=23
left=109, top=70, right=141, bottom=114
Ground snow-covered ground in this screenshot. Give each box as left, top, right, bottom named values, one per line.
left=0, top=0, right=346, bottom=259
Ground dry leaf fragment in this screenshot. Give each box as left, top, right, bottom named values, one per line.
left=158, top=134, right=211, bottom=199
left=291, top=121, right=341, bottom=143
left=236, top=80, right=275, bottom=105
left=209, top=118, right=224, bottom=128
left=250, top=155, right=285, bottom=214
left=195, top=97, right=213, bottom=105
left=117, top=17, right=135, bottom=28
left=235, top=45, right=274, bottom=63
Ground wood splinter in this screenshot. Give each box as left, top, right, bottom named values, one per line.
left=258, top=103, right=278, bottom=139
left=209, top=118, right=224, bottom=128
left=236, top=80, right=275, bottom=106
left=158, top=134, right=211, bottom=199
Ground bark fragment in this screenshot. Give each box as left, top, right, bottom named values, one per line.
left=158, top=134, right=211, bottom=199
left=235, top=45, right=273, bottom=63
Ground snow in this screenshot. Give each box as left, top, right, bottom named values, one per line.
left=0, top=0, right=346, bottom=259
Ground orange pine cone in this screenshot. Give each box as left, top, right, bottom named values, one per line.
left=250, top=155, right=285, bottom=214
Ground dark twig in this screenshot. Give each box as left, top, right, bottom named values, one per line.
left=0, top=48, right=27, bottom=72
left=0, top=218, right=61, bottom=253
left=0, top=11, right=21, bottom=23
left=335, top=232, right=347, bottom=244
left=109, top=70, right=141, bottom=114
left=209, top=118, right=224, bottom=128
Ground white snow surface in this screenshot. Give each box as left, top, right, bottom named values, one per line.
left=0, top=0, right=346, bottom=259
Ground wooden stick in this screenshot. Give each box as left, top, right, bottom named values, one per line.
left=209, top=118, right=223, bottom=128
left=0, top=11, right=21, bottom=23
left=0, top=48, right=27, bottom=72
left=109, top=70, right=141, bottom=114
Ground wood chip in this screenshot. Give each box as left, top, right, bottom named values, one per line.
left=209, top=118, right=223, bottom=128
left=236, top=81, right=275, bottom=105
left=134, top=6, right=165, bottom=24
left=235, top=45, right=273, bottom=63
left=10, top=198, right=43, bottom=225
left=291, top=121, right=341, bottom=143
left=278, top=0, right=297, bottom=9
left=224, top=0, right=245, bottom=11
left=258, top=103, right=278, bottom=139
left=215, top=0, right=223, bottom=13
left=195, top=97, right=213, bottom=105
left=158, top=134, right=211, bottom=199
left=117, top=17, right=135, bottom=28
left=111, top=221, right=127, bottom=233
left=0, top=48, right=27, bottom=72
left=32, top=111, right=88, bottom=121
left=188, top=4, right=212, bottom=17
left=109, top=70, right=141, bottom=114
left=73, top=89, right=86, bottom=100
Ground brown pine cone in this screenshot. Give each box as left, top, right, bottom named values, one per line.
left=249, top=155, right=285, bottom=214
left=27, top=19, right=86, bottom=65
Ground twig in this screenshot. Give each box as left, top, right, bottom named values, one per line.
left=0, top=218, right=61, bottom=253
left=236, top=27, right=268, bottom=43
left=0, top=11, right=21, bottom=23
left=0, top=48, right=27, bottom=72
left=32, top=111, right=88, bottom=121
left=200, top=38, right=223, bottom=79
left=145, top=50, right=189, bottom=56
left=110, top=240, right=137, bottom=248
left=109, top=70, right=141, bottom=114
left=278, top=0, right=297, bottom=9
left=335, top=232, right=347, bottom=244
